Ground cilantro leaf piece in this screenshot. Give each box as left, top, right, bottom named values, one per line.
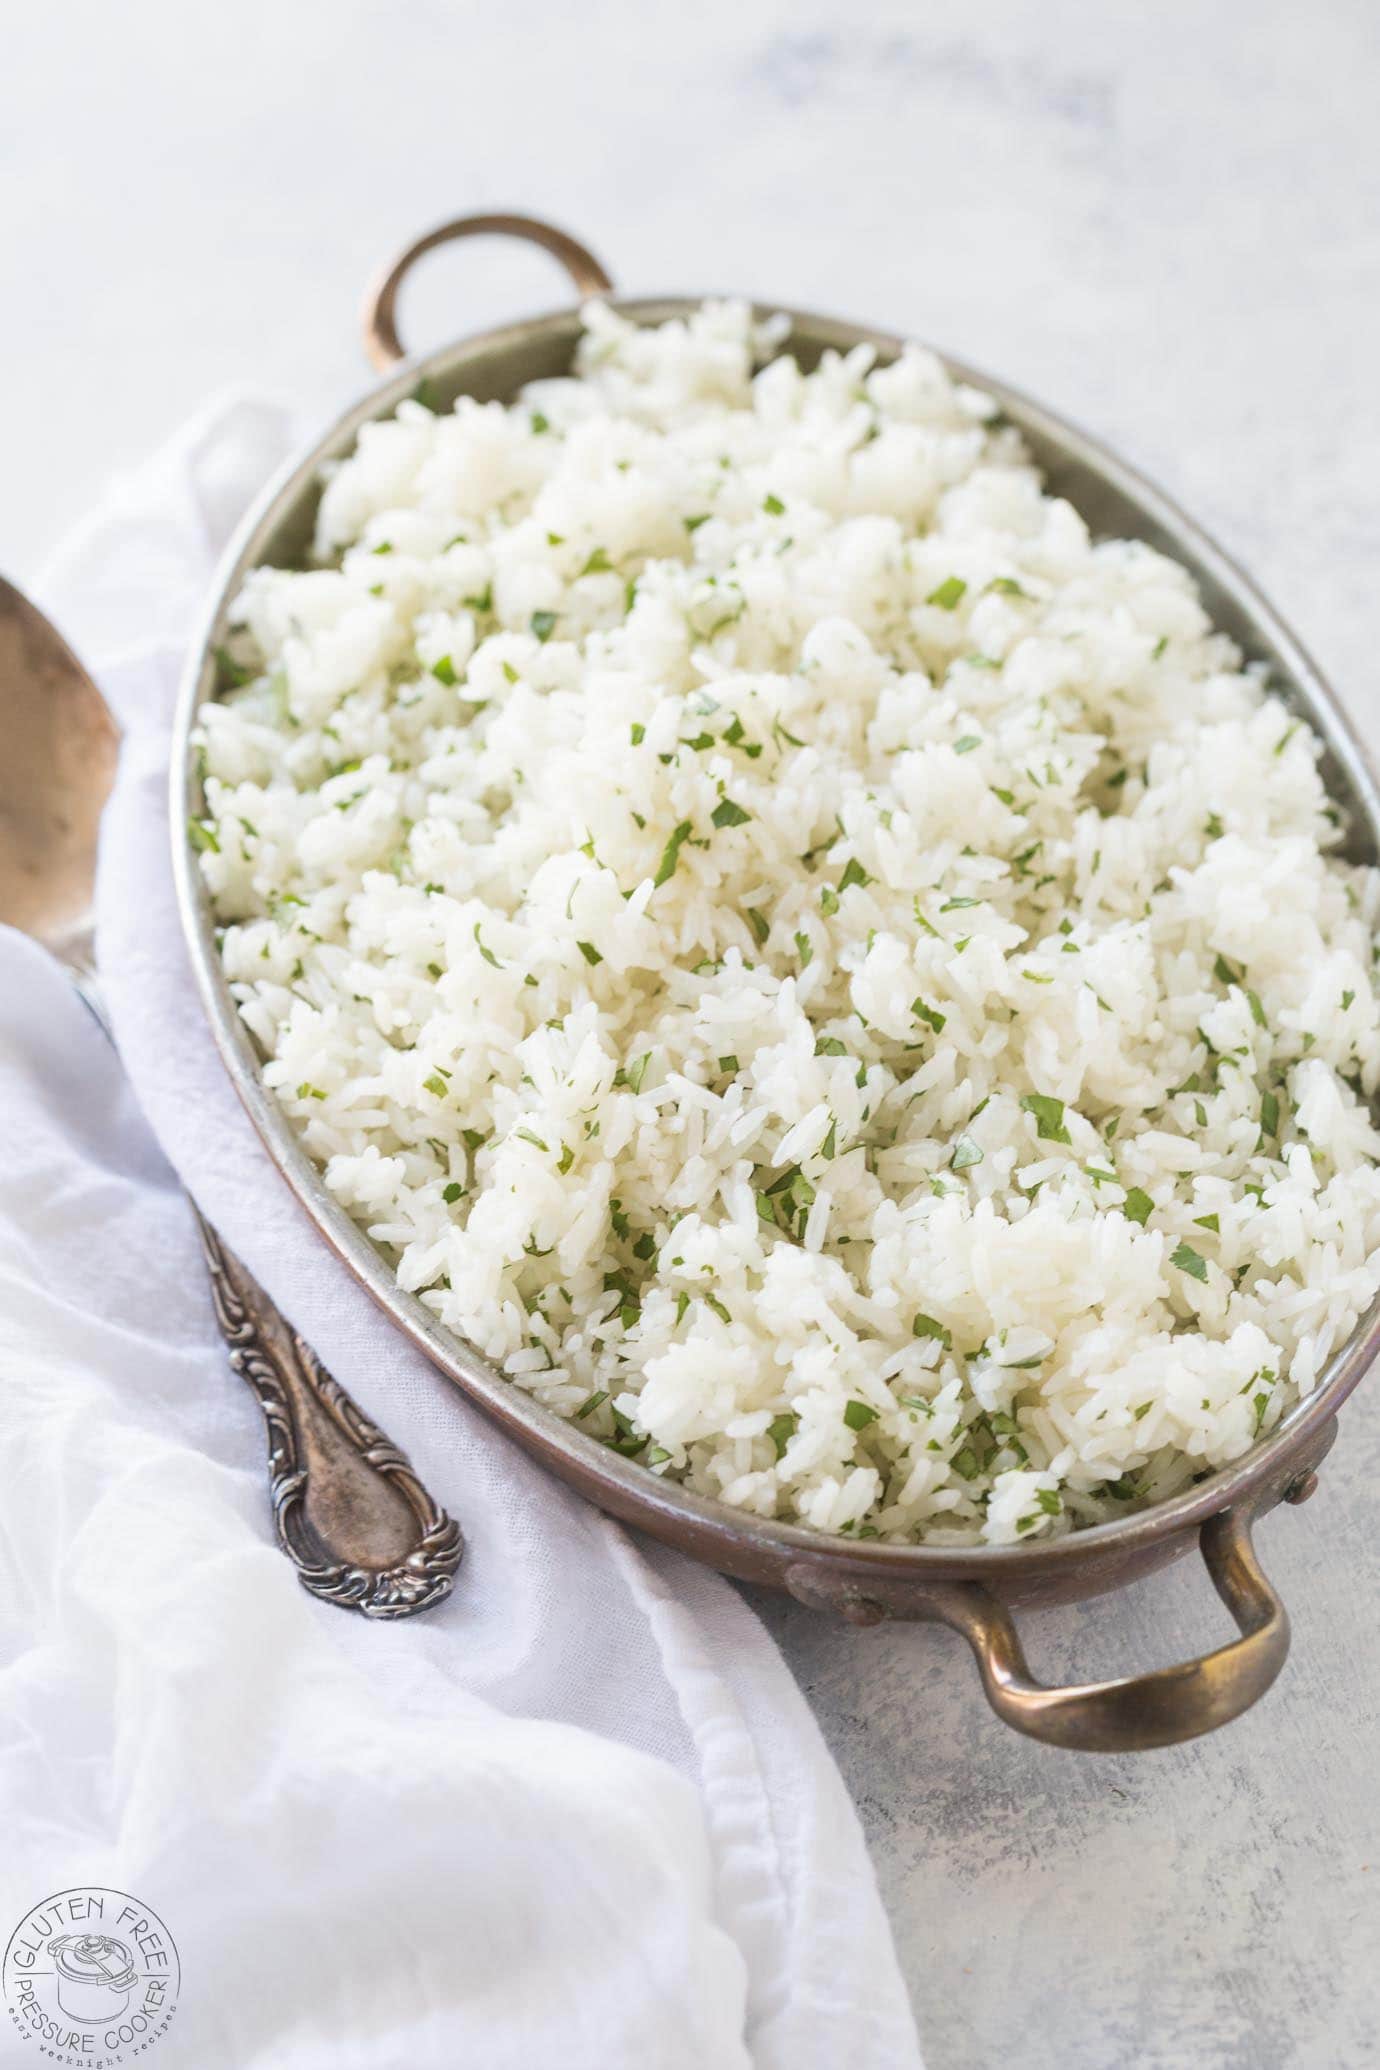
left=653, top=820, right=693, bottom=889
left=1021, top=1092, right=1071, bottom=1144
left=767, top=1411, right=798, bottom=1459
left=712, top=798, right=752, bottom=829
left=912, top=1313, right=952, bottom=1349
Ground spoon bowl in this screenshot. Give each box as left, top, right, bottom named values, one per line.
left=0, top=576, right=118, bottom=951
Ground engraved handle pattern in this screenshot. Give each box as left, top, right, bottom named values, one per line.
left=196, top=1210, right=463, bottom=1617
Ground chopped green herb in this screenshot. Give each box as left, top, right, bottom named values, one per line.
left=442, top=1181, right=464, bottom=1203
left=1021, top=1092, right=1071, bottom=1144
left=951, top=1134, right=983, bottom=1171
left=986, top=576, right=1028, bottom=597
left=188, top=818, right=220, bottom=854
left=1247, top=989, right=1267, bottom=1028
left=819, top=884, right=840, bottom=916
left=795, top=931, right=813, bottom=968
left=927, top=575, right=967, bottom=610
left=745, top=906, right=770, bottom=945
left=767, top=1412, right=798, bottom=1458
left=839, top=857, right=872, bottom=894
left=912, top=998, right=947, bottom=1033
left=940, top=895, right=979, bottom=912
left=515, top=1127, right=550, bottom=1152
left=815, top=1035, right=848, bottom=1057
left=712, top=797, right=752, bottom=829
left=624, top=1052, right=651, bottom=1094
left=953, top=734, right=981, bottom=754
left=422, top=1073, right=449, bottom=1098
left=683, top=513, right=711, bottom=533
left=463, top=584, right=493, bottom=614
left=576, top=940, right=603, bottom=966
left=296, top=1082, right=326, bottom=1100
left=530, top=610, right=557, bottom=643
left=473, top=923, right=500, bottom=969
left=1194, top=1212, right=1220, bottom=1232
left=843, top=1399, right=879, bottom=1431
left=763, top=492, right=785, bottom=516
left=1261, top=1089, right=1281, bottom=1137
left=1171, top=1242, right=1209, bottom=1282
left=1123, top=1186, right=1154, bottom=1226
left=912, top=1313, right=952, bottom=1349
left=530, top=411, right=551, bottom=434
left=630, top=722, right=645, bottom=745
left=575, top=1389, right=608, bottom=1420
left=580, top=547, right=612, bottom=575
left=653, top=820, right=693, bottom=889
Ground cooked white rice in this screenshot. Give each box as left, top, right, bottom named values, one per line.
left=195, top=299, right=1380, bottom=1545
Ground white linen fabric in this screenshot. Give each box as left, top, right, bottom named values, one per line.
left=0, top=396, right=920, bottom=2070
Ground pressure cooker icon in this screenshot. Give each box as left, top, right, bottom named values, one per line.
left=47, top=1933, right=137, bottom=2023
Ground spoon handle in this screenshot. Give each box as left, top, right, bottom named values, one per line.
left=195, top=1209, right=463, bottom=1617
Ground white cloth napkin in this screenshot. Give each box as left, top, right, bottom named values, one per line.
left=0, top=395, right=921, bottom=2070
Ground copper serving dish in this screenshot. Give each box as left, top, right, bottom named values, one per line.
left=172, top=213, right=1380, bottom=1750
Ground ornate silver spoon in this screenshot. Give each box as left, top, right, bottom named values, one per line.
left=0, top=574, right=463, bottom=1617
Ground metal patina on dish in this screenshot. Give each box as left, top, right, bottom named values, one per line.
left=171, top=214, right=1380, bottom=1747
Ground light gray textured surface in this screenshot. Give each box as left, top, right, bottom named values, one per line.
left=4, top=2, right=1379, bottom=2063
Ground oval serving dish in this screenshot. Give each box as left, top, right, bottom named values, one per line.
left=172, top=213, right=1380, bottom=1750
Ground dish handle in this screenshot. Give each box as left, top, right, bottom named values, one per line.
left=363, top=212, right=614, bottom=371
left=787, top=1422, right=1335, bottom=1751
left=929, top=1497, right=1293, bottom=1752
